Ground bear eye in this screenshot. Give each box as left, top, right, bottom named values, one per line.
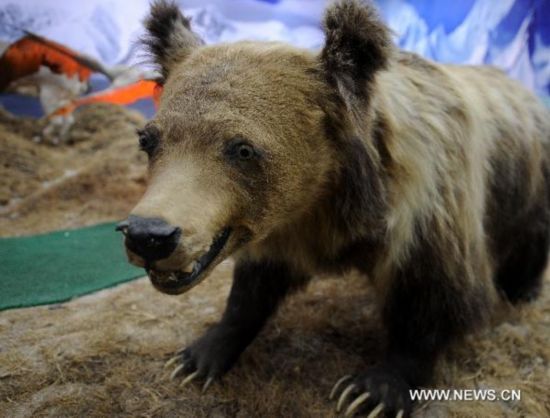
left=225, top=139, right=259, bottom=162
left=236, top=144, right=254, bottom=160
left=137, top=127, right=159, bottom=156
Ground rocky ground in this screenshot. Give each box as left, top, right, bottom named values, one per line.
left=0, top=105, right=549, bottom=417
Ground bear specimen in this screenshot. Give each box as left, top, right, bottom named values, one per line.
left=117, top=1, right=550, bottom=416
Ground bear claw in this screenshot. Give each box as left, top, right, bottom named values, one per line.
left=202, top=377, right=214, bottom=393
left=180, top=370, right=199, bottom=387
left=330, top=374, right=353, bottom=400
left=344, top=392, right=371, bottom=416
left=330, top=368, right=412, bottom=417
left=365, top=403, right=384, bottom=418
left=166, top=351, right=217, bottom=393
left=164, top=355, right=180, bottom=370
left=169, top=363, right=185, bottom=380
left=337, top=383, right=357, bottom=412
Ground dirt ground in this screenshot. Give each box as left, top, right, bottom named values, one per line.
left=0, top=104, right=147, bottom=236
left=0, top=105, right=549, bottom=417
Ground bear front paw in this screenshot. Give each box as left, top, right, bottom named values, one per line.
left=329, top=365, right=412, bottom=417
left=164, top=325, right=247, bottom=392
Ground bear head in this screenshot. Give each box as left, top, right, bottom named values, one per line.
left=120, top=0, right=391, bottom=294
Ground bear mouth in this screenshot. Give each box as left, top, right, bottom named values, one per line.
left=146, top=227, right=231, bottom=295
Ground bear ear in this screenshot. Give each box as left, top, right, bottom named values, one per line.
left=142, top=0, right=204, bottom=81
left=320, top=0, right=392, bottom=101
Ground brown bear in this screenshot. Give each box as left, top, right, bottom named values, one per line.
left=116, top=0, right=550, bottom=416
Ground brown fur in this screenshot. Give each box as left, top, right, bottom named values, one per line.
left=121, top=1, right=550, bottom=416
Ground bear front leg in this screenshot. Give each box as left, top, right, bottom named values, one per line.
left=330, top=240, right=490, bottom=417
left=166, top=258, right=308, bottom=390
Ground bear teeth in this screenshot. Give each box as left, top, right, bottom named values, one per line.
left=182, top=262, right=194, bottom=274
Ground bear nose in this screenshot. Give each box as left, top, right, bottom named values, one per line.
left=116, top=215, right=181, bottom=262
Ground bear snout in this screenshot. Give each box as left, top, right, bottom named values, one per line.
left=116, top=215, right=181, bottom=263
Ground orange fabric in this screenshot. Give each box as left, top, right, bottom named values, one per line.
left=53, top=80, right=160, bottom=116
left=0, top=36, right=92, bottom=90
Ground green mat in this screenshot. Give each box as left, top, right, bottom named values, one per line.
left=0, top=222, right=144, bottom=311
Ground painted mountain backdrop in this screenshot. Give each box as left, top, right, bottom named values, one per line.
left=0, top=0, right=548, bottom=97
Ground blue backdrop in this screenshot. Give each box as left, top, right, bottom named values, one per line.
left=374, top=0, right=549, bottom=97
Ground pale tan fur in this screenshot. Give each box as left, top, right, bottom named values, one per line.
left=370, top=58, right=549, bottom=292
